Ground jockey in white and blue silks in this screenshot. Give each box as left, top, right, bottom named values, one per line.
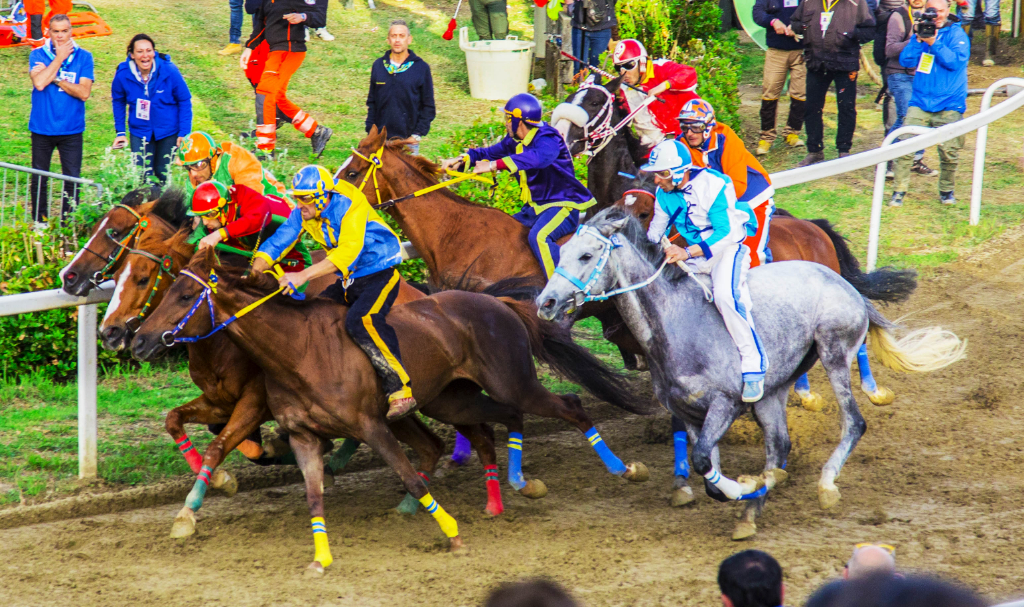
left=641, top=139, right=768, bottom=402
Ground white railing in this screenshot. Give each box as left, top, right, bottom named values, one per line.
left=0, top=286, right=112, bottom=478
left=770, top=79, right=1024, bottom=271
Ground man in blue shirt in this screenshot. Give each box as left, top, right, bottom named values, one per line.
left=27, top=13, right=93, bottom=226
left=889, top=0, right=970, bottom=207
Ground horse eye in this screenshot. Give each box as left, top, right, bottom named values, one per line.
left=639, top=213, right=651, bottom=221
left=137, top=276, right=149, bottom=287
left=180, top=292, right=193, bottom=301
left=347, top=171, right=358, bottom=179
left=580, top=253, right=593, bottom=262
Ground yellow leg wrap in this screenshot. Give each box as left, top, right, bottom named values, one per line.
left=418, top=492, right=459, bottom=538
left=311, top=517, right=333, bottom=568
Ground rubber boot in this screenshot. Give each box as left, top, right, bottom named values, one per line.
left=983, top=24, right=998, bottom=67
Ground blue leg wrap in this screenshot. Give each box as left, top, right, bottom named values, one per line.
left=185, top=476, right=209, bottom=511
left=795, top=373, right=811, bottom=393
left=507, top=432, right=526, bottom=490
left=585, top=427, right=627, bottom=476
left=738, top=485, right=768, bottom=501
left=673, top=431, right=690, bottom=478
left=451, top=432, right=472, bottom=465
left=857, top=343, right=878, bottom=393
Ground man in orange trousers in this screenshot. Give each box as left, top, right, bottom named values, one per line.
left=25, top=0, right=72, bottom=45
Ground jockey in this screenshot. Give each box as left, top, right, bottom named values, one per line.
left=187, top=180, right=310, bottom=271
left=440, top=93, right=595, bottom=278
left=641, top=139, right=767, bottom=402
left=612, top=39, right=699, bottom=155
left=252, top=165, right=416, bottom=421
left=178, top=131, right=286, bottom=200
left=677, top=99, right=776, bottom=268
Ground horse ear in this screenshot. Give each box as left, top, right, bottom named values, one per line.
left=379, top=126, right=389, bottom=141
left=606, top=76, right=623, bottom=95
left=368, top=125, right=379, bottom=138
left=598, top=216, right=629, bottom=236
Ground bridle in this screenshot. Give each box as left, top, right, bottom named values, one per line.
left=122, top=246, right=177, bottom=334
left=80, top=204, right=146, bottom=286
left=568, top=81, right=660, bottom=160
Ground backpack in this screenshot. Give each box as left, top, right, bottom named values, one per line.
left=873, top=6, right=911, bottom=68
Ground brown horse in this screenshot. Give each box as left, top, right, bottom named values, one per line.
left=130, top=247, right=647, bottom=571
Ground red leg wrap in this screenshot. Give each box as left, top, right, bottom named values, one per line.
left=484, top=466, right=503, bottom=516
left=176, top=435, right=204, bottom=474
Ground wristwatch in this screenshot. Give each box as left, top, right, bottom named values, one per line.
left=411, top=134, right=421, bottom=142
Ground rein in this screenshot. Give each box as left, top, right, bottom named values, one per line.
left=83, top=204, right=145, bottom=286
left=572, top=82, right=659, bottom=160
left=123, top=246, right=177, bottom=333
left=554, top=225, right=669, bottom=306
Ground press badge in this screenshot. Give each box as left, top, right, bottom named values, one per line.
left=820, top=11, right=833, bottom=33
left=785, top=0, right=798, bottom=7
left=136, top=98, right=151, bottom=120
left=917, top=52, right=935, bottom=74
left=56, top=70, right=75, bottom=84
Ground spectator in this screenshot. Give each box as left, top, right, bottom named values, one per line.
left=890, top=0, right=969, bottom=207
left=23, top=0, right=71, bottom=47
left=790, top=0, right=876, bottom=166
left=469, top=0, right=508, bottom=41
left=751, top=0, right=806, bottom=156
left=111, top=34, right=193, bottom=185
left=880, top=0, right=937, bottom=178
left=27, top=13, right=93, bottom=227
left=718, top=550, right=785, bottom=607
left=958, top=0, right=998, bottom=66
left=220, top=0, right=244, bottom=55
left=484, top=578, right=579, bottom=607
left=805, top=574, right=987, bottom=607
left=843, top=543, right=897, bottom=579
left=365, top=20, right=436, bottom=154
left=566, top=0, right=618, bottom=75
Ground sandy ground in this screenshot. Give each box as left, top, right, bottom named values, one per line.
left=2, top=226, right=1024, bottom=606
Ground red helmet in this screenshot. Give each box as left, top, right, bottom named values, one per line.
left=189, top=181, right=231, bottom=222
left=612, top=39, right=647, bottom=69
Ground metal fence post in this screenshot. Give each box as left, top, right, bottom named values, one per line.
left=969, top=78, right=1024, bottom=226
left=78, top=303, right=98, bottom=479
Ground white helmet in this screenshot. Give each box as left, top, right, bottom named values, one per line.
left=640, top=140, right=693, bottom=184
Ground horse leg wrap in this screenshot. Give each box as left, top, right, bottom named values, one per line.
left=419, top=493, right=459, bottom=538
left=176, top=435, right=203, bottom=474
left=856, top=343, right=878, bottom=393
left=484, top=465, right=503, bottom=515
left=794, top=373, right=811, bottom=396
left=450, top=432, right=472, bottom=465
left=185, top=465, right=212, bottom=511
left=507, top=432, right=527, bottom=490
left=584, top=428, right=627, bottom=476
left=673, top=431, right=691, bottom=478
left=311, top=517, right=333, bottom=568
left=397, top=471, right=430, bottom=515
left=328, top=439, right=360, bottom=473
left=703, top=468, right=743, bottom=500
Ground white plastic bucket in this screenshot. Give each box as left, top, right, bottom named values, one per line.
left=459, top=27, right=536, bottom=101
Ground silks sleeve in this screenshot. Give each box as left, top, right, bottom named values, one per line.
left=661, top=60, right=697, bottom=92
left=325, top=201, right=371, bottom=278
left=646, top=196, right=672, bottom=243
left=223, top=141, right=269, bottom=195
left=502, top=131, right=559, bottom=173
left=224, top=184, right=273, bottom=240
left=467, top=136, right=516, bottom=165
left=699, top=184, right=737, bottom=259
left=255, top=208, right=304, bottom=267
left=719, top=131, right=750, bottom=200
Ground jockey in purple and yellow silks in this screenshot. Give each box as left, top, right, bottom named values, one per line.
left=440, top=93, right=595, bottom=278
left=251, top=165, right=416, bottom=421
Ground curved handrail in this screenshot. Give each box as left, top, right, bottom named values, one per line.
left=969, top=77, right=1024, bottom=225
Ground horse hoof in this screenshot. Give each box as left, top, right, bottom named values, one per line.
left=670, top=486, right=695, bottom=507
left=867, top=386, right=896, bottom=406
left=263, top=436, right=290, bottom=459
left=519, top=479, right=548, bottom=499
left=209, top=469, right=238, bottom=497
left=800, top=392, right=825, bottom=412
left=449, top=535, right=469, bottom=555
left=305, top=561, right=325, bottom=576
left=818, top=484, right=842, bottom=510
left=323, top=470, right=336, bottom=488
left=623, top=462, right=650, bottom=482
left=763, top=468, right=789, bottom=490
left=732, top=521, right=757, bottom=541
left=395, top=493, right=420, bottom=515
left=169, top=506, right=196, bottom=538
left=736, top=475, right=765, bottom=495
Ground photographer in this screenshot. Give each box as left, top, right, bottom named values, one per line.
left=890, top=0, right=969, bottom=207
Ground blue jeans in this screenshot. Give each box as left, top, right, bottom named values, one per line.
left=960, top=0, right=1000, bottom=26
left=131, top=134, right=177, bottom=185
left=571, top=28, right=613, bottom=74
left=886, top=72, right=924, bottom=161
left=229, top=0, right=243, bottom=43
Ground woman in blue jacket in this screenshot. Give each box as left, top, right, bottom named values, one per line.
left=111, top=34, right=193, bottom=184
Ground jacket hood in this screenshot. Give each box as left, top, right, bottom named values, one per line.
left=381, top=49, right=422, bottom=63
left=115, top=53, right=175, bottom=84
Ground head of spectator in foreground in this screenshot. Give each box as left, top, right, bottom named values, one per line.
left=844, top=543, right=896, bottom=580
left=126, top=33, right=157, bottom=75
left=484, top=578, right=579, bottom=607
left=719, top=550, right=784, bottom=607
left=924, top=0, right=950, bottom=29
left=805, top=574, right=988, bottom=607
left=388, top=19, right=412, bottom=57
left=48, top=14, right=73, bottom=48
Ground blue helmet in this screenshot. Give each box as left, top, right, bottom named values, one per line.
left=640, top=140, right=693, bottom=185
left=290, top=165, right=336, bottom=211
left=504, top=93, right=543, bottom=137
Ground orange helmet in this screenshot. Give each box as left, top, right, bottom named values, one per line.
left=189, top=181, right=231, bottom=222
left=178, top=132, right=219, bottom=165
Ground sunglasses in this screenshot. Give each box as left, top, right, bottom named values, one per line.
left=615, top=59, right=639, bottom=72
left=184, top=159, right=211, bottom=172
left=854, top=543, right=896, bottom=554
left=680, top=122, right=707, bottom=134
left=293, top=193, right=317, bottom=204
left=654, top=169, right=673, bottom=179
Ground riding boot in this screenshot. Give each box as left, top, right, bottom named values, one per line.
left=983, top=24, right=998, bottom=67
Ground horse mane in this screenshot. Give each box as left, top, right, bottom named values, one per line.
left=626, top=172, right=657, bottom=196
left=120, top=184, right=162, bottom=207
left=588, top=207, right=688, bottom=284
left=149, top=187, right=189, bottom=228
left=188, top=254, right=317, bottom=308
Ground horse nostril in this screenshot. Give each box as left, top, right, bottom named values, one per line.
left=542, top=298, right=556, bottom=310
left=64, top=271, right=78, bottom=283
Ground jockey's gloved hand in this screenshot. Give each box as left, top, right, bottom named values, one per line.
left=440, top=156, right=466, bottom=172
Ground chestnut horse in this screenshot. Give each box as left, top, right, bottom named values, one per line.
left=131, top=248, right=647, bottom=572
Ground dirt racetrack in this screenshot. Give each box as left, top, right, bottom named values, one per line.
left=3, top=231, right=1024, bottom=606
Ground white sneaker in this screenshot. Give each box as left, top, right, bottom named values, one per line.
left=315, top=27, right=335, bottom=41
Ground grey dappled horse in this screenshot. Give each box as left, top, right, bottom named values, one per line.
left=537, top=208, right=966, bottom=539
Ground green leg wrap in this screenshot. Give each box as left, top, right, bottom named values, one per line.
left=396, top=492, right=421, bottom=515
left=327, top=439, right=360, bottom=474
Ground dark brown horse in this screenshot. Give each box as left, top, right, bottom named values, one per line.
left=131, top=247, right=647, bottom=572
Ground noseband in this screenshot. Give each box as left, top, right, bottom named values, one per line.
left=82, top=205, right=146, bottom=286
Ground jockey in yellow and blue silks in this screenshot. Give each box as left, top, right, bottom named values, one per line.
left=641, top=140, right=768, bottom=403
left=251, top=165, right=416, bottom=421
left=440, top=93, right=595, bottom=278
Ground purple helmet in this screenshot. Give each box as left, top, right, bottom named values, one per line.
left=504, top=93, right=543, bottom=137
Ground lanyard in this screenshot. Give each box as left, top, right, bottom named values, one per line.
left=822, top=0, right=840, bottom=12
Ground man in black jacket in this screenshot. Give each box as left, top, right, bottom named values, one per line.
left=366, top=20, right=436, bottom=154
left=752, top=0, right=806, bottom=156
left=791, top=0, right=876, bottom=166
left=241, top=0, right=332, bottom=157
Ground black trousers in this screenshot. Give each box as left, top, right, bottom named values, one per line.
left=804, top=68, right=859, bottom=154
left=30, top=132, right=83, bottom=223
left=322, top=267, right=412, bottom=399
left=130, top=134, right=177, bottom=185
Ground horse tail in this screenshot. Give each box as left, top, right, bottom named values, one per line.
left=864, top=300, right=967, bottom=373
left=810, top=218, right=918, bottom=303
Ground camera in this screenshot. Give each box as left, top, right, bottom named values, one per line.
left=915, top=7, right=939, bottom=39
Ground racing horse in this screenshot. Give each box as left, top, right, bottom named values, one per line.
left=537, top=207, right=966, bottom=540
left=130, top=246, right=648, bottom=572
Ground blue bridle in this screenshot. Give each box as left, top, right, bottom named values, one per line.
left=553, top=225, right=668, bottom=306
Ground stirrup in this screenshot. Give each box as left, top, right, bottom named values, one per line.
left=386, top=396, right=417, bottom=421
